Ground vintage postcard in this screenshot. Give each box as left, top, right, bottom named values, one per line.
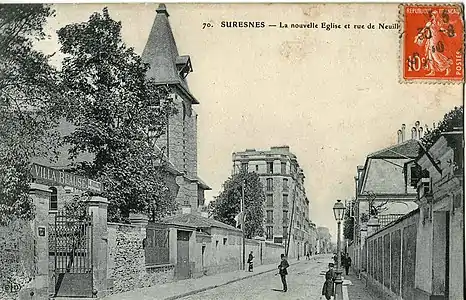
left=0, top=3, right=464, bottom=300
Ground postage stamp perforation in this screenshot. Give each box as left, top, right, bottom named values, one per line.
left=398, top=2, right=465, bottom=84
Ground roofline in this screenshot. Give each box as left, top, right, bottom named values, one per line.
left=367, top=139, right=421, bottom=159
left=155, top=81, right=199, bottom=104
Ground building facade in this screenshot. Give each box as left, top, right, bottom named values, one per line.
left=352, top=123, right=424, bottom=274
left=231, top=146, right=316, bottom=257
left=407, top=128, right=464, bottom=300
left=141, top=4, right=211, bottom=214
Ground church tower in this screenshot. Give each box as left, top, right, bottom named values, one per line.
left=141, top=4, right=210, bottom=214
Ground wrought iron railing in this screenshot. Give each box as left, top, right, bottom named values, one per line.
left=378, top=214, right=405, bottom=228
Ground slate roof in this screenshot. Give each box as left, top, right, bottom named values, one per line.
left=163, top=213, right=241, bottom=232
left=367, top=139, right=422, bottom=159
left=141, top=4, right=199, bottom=104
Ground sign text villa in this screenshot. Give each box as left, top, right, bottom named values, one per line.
left=30, top=163, right=103, bottom=193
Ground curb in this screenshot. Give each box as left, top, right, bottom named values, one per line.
left=163, top=261, right=300, bottom=300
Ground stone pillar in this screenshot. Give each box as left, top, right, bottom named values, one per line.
left=359, top=224, right=368, bottom=274
left=87, top=196, right=108, bottom=298
left=25, top=183, right=51, bottom=300
left=129, top=213, right=149, bottom=255
left=169, top=228, right=178, bottom=265
left=367, top=217, right=380, bottom=236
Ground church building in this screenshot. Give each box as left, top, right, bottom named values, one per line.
left=141, top=4, right=211, bottom=215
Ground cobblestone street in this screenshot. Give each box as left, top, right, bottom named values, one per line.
left=179, top=259, right=325, bottom=300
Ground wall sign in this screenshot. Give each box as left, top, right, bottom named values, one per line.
left=30, top=163, right=103, bottom=193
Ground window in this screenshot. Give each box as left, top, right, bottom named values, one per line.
left=283, top=211, right=288, bottom=224
left=49, top=187, right=58, bottom=211
left=266, top=226, right=273, bottom=240
left=255, top=165, right=259, bottom=172
left=283, top=179, right=288, bottom=191
left=283, top=194, right=288, bottom=207
left=241, top=162, right=248, bottom=172
left=266, top=194, right=273, bottom=206
left=283, top=227, right=288, bottom=240
left=267, top=162, right=273, bottom=174
left=223, top=237, right=227, bottom=245
left=266, top=210, right=274, bottom=223
left=281, top=162, right=287, bottom=174
left=266, top=178, right=273, bottom=191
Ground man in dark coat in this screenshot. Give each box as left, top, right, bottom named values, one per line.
left=343, top=253, right=352, bottom=275
left=247, top=251, right=254, bottom=272
left=321, top=263, right=335, bottom=300
left=278, top=254, right=289, bottom=292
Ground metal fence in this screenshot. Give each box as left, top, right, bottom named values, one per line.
left=145, top=226, right=170, bottom=266
left=378, top=214, right=405, bottom=228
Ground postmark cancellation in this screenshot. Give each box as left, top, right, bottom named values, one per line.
left=400, top=3, right=465, bottom=84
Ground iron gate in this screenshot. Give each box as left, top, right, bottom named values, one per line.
left=49, top=211, right=93, bottom=297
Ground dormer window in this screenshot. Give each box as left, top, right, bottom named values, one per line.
left=176, top=55, right=192, bottom=79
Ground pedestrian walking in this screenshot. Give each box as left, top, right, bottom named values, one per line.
left=247, top=251, right=254, bottom=272
left=343, top=253, right=352, bottom=275
left=321, top=262, right=335, bottom=300
left=277, top=254, right=289, bottom=292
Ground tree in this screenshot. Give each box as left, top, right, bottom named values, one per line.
left=212, top=171, right=265, bottom=239
left=57, top=8, right=177, bottom=222
left=0, top=4, right=62, bottom=223
left=343, top=208, right=354, bottom=240
left=421, top=106, right=463, bottom=148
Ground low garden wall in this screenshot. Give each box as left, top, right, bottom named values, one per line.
left=107, top=222, right=174, bottom=294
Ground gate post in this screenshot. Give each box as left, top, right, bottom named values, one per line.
left=22, top=183, right=51, bottom=300
left=87, top=196, right=108, bottom=298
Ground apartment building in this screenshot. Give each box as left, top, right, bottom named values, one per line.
left=232, top=146, right=316, bottom=256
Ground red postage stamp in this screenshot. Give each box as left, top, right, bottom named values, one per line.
left=401, top=4, right=464, bottom=82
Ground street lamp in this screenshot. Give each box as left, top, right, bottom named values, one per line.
left=333, top=199, right=346, bottom=300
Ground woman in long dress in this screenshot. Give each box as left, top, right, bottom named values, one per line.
left=414, top=10, right=453, bottom=76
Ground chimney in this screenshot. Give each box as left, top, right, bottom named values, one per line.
left=401, top=124, right=406, bottom=142
left=397, top=129, right=403, bottom=144
left=411, top=127, right=417, bottom=140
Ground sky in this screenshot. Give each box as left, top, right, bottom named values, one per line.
left=36, top=3, right=463, bottom=240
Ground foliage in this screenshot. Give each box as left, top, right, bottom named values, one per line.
left=343, top=206, right=354, bottom=240
left=421, top=106, right=463, bottom=148
left=211, top=171, right=265, bottom=239
left=0, top=4, right=61, bottom=222
left=360, top=213, right=369, bottom=223
left=56, top=8, right=177, bottom=222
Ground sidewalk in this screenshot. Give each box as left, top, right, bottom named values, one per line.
left=102, top=258, right=304, bottom=300
left=343, top=272, right=379, bottom=300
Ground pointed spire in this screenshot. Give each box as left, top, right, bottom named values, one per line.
left=156, top=3, right=169, bottom=17
left=141, top=3, right=199, bottom=104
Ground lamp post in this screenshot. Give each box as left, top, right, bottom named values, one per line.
left=333, top=199, right=346, bottom=300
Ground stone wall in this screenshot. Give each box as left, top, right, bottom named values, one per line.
left=107, top=223, right=174, bottom=295
left=0, top=219, right=35, bottom=300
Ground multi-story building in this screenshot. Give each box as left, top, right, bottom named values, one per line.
left=351, top=123, right=423, bottom=274
left=232, top=145, right=315, bottom=257
left=141, top=4, right=211, bottom=214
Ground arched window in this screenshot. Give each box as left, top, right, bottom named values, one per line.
left=49, top=187, right=58, bottom=211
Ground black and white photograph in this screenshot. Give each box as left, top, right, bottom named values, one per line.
left=0, top=2, right=464, bottom=300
